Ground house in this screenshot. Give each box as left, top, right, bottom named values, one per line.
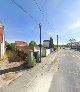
left=43, top=37, right=54, bottom=53
left=15, top=41, right=28, bottom=47
left=15, top=41, right=29, bottom=52
left=0, top=21, right=5, bottom=58
left=15, top=41, right=35, bottom=54
left=43, top=37, right=54, bottom=48
left=43, top=40, right=50, bottom=48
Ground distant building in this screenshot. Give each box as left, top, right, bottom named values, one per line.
left=15, top=41, right=29, bottom=52
left=15, top=41, right=28, bottom=47
left=43, top=37, right=54, bottom=49
left=43, top=40, right=50, bottom=48
left=0, top=21, right=5, bottom=58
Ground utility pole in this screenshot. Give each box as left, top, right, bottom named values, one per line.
left=57, top=35, right=58, bottom=51
left=39, top=23, right=41, bottom=63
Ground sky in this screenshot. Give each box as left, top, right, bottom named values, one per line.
left=0, top=0, right=80, bottom=45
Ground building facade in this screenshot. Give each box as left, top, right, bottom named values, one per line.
left=0, top=21, right=5, bottom=58
left=43, top=37, right=54, bottom=49
left=43, top=40, right=50, bottom=48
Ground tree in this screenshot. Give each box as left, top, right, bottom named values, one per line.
left=5, top=41, right=9, bottom=47
left=69, top=38, right=76, bottom=49
left=6, top=43, right=15, bottom=51
left=49, top=37, right=54, bottom=48
left=10, top=43, right=15, bottom=51
left=29, top=41, right=37, bottom=46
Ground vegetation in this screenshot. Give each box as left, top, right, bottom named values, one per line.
left=5, top=41, right=9, bottom=47
left=16, top=50, right=27, bottom=61
left=5, top=41, right=15, bottom=51
left=49, top=37, right=54, bottom=48
left=5, top=41, right=37, bottom=68
left=6, top=50, right=29, bottom=63
left=32, top=57, right=37, bottom=67
left=69, top=38, right=76, bottom=49
left=29, top=40, right=37, bottom=47
left=5, top=50, right=18, bottom=62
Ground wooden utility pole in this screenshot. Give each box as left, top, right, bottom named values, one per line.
left=57, top=35, right=58, bottom=51
left=39, top=23, right=41, bottom=63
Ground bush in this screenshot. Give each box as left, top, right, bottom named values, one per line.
left=16, top=50, right=27, bottom=61
left=6, top=51, right=19, bottom=62
left=6, top=51, right=17, bottom=58
left=32, top=57, right=37, bottom=67
left=6, top=50, right=37, bottom=68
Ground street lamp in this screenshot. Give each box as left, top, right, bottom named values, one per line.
left=39, top=23, right=41, bottom=63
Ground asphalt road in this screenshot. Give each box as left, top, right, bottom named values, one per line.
left=49, top=49, right=80, bottom=92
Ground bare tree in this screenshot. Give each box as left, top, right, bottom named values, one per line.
left=69, top=38, right=76, bottom=49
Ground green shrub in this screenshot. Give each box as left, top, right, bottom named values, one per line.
left=32, top=57, right=37, bottom=67
left=6, top=51, right=18, bottom=62
left=16, top=50, right=27, bottom=61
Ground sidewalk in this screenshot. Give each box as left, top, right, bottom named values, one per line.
left=0, top=51, right=61, bottom=92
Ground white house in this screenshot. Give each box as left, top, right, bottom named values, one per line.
left=43, top=40, right=50, bottom=48
left=0, top=21, right=5, bottom=58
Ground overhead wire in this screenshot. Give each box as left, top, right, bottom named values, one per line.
left=10, top=0, right=38, bottom=24
left=33, top=0, right=55, bottom=32
left=10, top=0, right=55, bottom=36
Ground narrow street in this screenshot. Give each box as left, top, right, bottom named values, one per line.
left=0, top=51, right=60, bottom=92
left=49, top=49, right=80, bottom=92
left=1, top=49, right=80, bottom=92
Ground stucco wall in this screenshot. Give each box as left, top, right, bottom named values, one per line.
left=46, top=49, right=50, bottom=56
left=34, top=47, right=50, bottom=57
left=0, top=42, right=5, bottom=58
left=0, top=27, right=5, bottom=58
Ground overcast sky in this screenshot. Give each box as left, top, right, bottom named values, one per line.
left=0, top=0, right=80, bottom=44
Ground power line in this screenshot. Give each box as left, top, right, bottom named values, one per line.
left=10, top=0, right=38, bottom=24
left=33, top=0, right=55, bottom=31
left=33, top=0, right=49, bottom=24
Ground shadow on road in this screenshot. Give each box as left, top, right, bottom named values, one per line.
left=0, top=63, right=31, bottom=75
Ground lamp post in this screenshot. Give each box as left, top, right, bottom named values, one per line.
left=57, top=35, right=58, bottom=51
left=39, top=23, right=41, bottom=63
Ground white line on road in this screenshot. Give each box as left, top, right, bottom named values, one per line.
left=71, top=55, right=75, bottom=58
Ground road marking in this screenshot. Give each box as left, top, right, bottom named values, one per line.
left=71, top=55, right=75, bottom=57
left=73, top=54, right=80, bottom=58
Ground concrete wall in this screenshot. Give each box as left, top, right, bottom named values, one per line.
left=2, top=33, right=5, bottom=57
left=16, top=45, right=50, bottom=57
left=0, top=42, right=5, bottom=58
left=0, top=27, right=5, bottom=59
left=46, top=49, right=50, bottom=56
left=34, top=46, right=45, bottom=57
left=34, top=47, right=50, bottom=57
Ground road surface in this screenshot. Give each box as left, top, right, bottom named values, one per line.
left=49, top=49, right=80, bottom=92
left=1, top=49, right=80, bottom=92
left=0, top=52, right=59, bottom=92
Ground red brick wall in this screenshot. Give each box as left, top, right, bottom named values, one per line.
left=0, top=26, right=4, bottom=43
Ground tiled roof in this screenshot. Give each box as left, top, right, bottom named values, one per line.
left=15, top=41, right=29, bottom=47
left=43, top=40, right=50, bottom=42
